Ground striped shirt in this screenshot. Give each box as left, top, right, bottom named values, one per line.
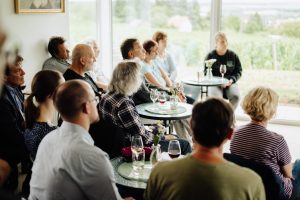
left=230, top=122, right=292, bottom=197
left=99, top=91, right=153, bottom=145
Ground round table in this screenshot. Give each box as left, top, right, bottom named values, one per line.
left=136, top=102, right=193, bottom=133
left=182, top=76, right=228, bottom=100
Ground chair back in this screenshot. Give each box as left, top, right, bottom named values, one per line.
left=224, top=153, right=288, bottom=200
left=89, top=119, right=127, bottom=159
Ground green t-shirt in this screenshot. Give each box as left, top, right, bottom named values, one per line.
left=144, top=155, right=265, bottom=200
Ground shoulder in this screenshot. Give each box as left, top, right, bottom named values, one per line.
left=227, top=49, right=239, bottom=57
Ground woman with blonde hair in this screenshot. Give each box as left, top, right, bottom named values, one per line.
left=230, top=86, right=300, bottom=199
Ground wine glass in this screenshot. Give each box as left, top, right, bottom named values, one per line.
left=158, top=92, right=167, bottom=105
left=168, top=140, right=181, bottom=159
left=150, top=89, right=159, bottom=104
left=131, top=135, right=145, bottom=174
left=220, top=64, right=227, bottom=81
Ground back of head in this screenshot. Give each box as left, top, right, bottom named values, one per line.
left=191, top=98, right=234, bottom=147
left=152, top=31, right=167, bottom=43
left=108, top=61, right=142, bottom=96
left=120, top=38, right=138, bottom=59
left=48, top=36, right=65, bottom=57
left=143, top=40, right=157, bottom=54
left=25, top=70, right=64, bottom=129
left=53, top=80, right=89, bottom=120
left=71, top=44, right=92, bottom=65
left=242, top=86, right=278, bottom=122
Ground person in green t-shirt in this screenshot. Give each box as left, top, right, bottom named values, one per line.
left=144, top=97, right=266, bottom=200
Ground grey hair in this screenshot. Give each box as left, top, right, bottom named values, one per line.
left=108, top=61, right=142, bottom=96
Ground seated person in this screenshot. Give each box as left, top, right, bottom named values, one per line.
left=141, top=40, right=186, bottom=102
left=84, top=38, right=109, bottom=91
left=144, top=98, right=265, bottom=200
left=63, top=44, right=103, bottom=98
left=99, top=61, right=191, bottom=154
left=152, top=31, right=177, bottom=82
left=0, top=55, right=30, bottom=191
left=230, top=86, right=300, bottom=199
left=204, top=31, right=241, bottom=110
left=42, top=36, right=70, bottom=74
left=29, top=80, right=124, bottom=199
left=24, top=70, right=64, bottom=160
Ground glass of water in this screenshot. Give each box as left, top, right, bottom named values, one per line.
left=131, top=135, right=145, bottom=175
left=150, top=89, right=159, bottom=104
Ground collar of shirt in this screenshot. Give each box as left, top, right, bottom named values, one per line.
left=60, top=121, right=94, bottom=146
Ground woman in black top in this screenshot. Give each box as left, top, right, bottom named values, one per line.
left=204, top=32, right=242, bottom=109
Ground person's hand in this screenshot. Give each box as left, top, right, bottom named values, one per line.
left=177, top=92, right=186, bottom=103
left=222, top=79, right=233, bottom=88
left=124, top=197, right=135, bottom=200
left=164, top=134, right=177, bottom=141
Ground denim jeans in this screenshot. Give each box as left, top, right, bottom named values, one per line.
left=292, top=159, right=300, bottom=198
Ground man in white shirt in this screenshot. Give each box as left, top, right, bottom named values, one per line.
left=29, top=80, right=123, bottom=200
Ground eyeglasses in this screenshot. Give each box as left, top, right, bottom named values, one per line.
left=89, top=96, right=100, bottom=104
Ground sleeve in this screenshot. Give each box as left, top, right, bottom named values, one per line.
left=229, top=52, right=242, bottom=83
left=276, top=137, right=292, bottom=166
left=166, top=52, right=177, bottom=81
left=141, top=62, right=152, bottom=75
left=117, top=100, right=153, bottom=145
left=79, top=150, right=122, bottom=200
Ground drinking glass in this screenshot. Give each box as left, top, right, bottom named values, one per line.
left=168, top=140, right=181, bottom=159
left=158, top=92, right=167, bottom=105
left=150, top=89, right=159, bottom=104
left=220, top=64, right=227, bottom=81
left=131, top=135, right=145, bottom=175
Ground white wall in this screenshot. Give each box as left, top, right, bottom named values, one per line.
left=1, top=1, right=70, bottom=88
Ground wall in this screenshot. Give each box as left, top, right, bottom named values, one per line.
left=0, top=1, right=70, bottom=89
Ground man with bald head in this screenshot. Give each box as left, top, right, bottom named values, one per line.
left=63, top=44, right=103, bottom=98
left=29, top=80, right=122, bottom=200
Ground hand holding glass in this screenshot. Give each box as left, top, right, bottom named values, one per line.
left=150, top=89, right=159, bottom=104
left=168, top=140, right=181, bottom=159
left=131, top=135, right=145, bottom=174
left=220, top=64, right=227, bottom=81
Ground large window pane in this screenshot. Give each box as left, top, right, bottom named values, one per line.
left=112, top=0, right=211, bottom=80
left=222, top=0, right=300, bottom=106
left=69, top=0, right=97, bottom=47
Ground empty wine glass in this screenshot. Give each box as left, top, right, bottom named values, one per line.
left=150, top=89, right=159, bottom=104
left=168, top=140, right=181, bottom=159
left=131, top=135, right=145, bottom=174
left=220, top=64, right=227, bottom=81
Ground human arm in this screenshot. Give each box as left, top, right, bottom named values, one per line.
left=166, top=52, right=177, bottom=81
left=158, top=66, right=172, bottom=87
left=281, top=163, right=293, bottom=179
left=118, top=99, right=153, bottom=145
left=277, top=137, right=293, bottom=179
left=144, top=72, right=164, bottom=88
left=228, top=51, right=242, bottom=83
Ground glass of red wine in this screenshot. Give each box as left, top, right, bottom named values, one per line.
left=168, top=140, right=181, bottom=159
left=158, top=91, right=166, bottom=105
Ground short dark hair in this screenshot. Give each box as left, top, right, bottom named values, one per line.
left=191, top=98, right=234, bottom=148
left=25, top=70, right=64, bottom=129
left=48, top=36, right=66, bottom=57
left=120, top=38, right=138, bottom=59
left=53, top=80, right=89, bottom=119
left=143, top=40, right=157, bottom=54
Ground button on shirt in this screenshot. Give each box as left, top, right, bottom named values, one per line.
left=29, top=121, right=122, bottom=200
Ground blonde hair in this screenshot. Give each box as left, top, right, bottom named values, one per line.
left=242, top=86, right=279, bottom=122
left=108, top=61, right=142, bottom=96
left=215, top=31, right=227, bottom=43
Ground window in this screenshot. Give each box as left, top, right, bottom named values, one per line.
left=222, top=0, right=300, bottom=107
left=112, top=0, right=211, bottom=80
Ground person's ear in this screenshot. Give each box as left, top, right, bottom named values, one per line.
left=128, top=51, right=134, bottom=59
left=80, top=57, right=85, bottom=66
left=226, top=128, right=234, bottom=140
left=82, top=102, right=89, bottom=115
